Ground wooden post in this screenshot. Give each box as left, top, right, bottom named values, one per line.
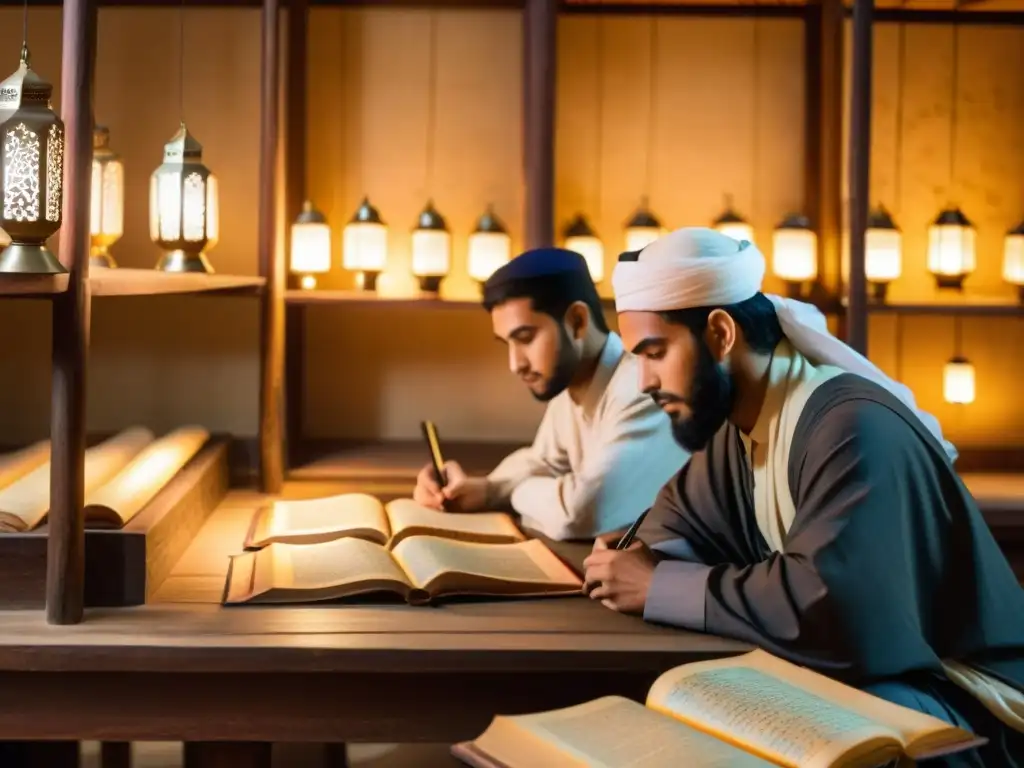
left=522, top=0, right=556, bottom=250
left=47, top=0, right=97, bottom=626
left=846, top=0, right=873, bottom=355
left=258, top=0, right=285, bottom=494
left=803, top=0, right=844, bottom=307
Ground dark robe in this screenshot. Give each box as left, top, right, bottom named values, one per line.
left=639, top=372, right=1024, bottom=767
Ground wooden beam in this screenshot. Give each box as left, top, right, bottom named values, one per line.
left=48, top=0, right=97, bottom=626
left=846, top=0, right=873, bottom=355
left=523, top=0, right=557, bottom=249
left=258, top=0, right=285, bottom=494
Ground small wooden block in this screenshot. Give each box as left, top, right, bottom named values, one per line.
left=183, top=742, right=271, bottom=768
left=100, top=741, right=131, bottom=768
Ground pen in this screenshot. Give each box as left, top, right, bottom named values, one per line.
left=616, top=508, right=649, bottom=550
left=420, top=420, right=448, bottom=489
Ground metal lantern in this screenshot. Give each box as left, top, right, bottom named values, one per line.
left=90, top=125, right=124, bottom=269
left=410, top=201, right=451, bottom=294
left=943, top=356, right=975, bottom=405
left=712, top=196, right=754, bottom=245
left=563, top=213, right=604, bottom=283
left=1001, top=220, right=1024, bottom=304
left=864, top=206, right=902, bottom=302
left=289, top=200, right=331, bottom=290
left=342, top=196, right=388, bottom=291
left=467, top=205, right=511, bottom=285
left=927, top=207, right=975, bottom=291
left=772, top=213, right=817, bottom=296
left=149, top=122, right=220, bottom=273
left=624, top=200, right=662, bottom=253
left=0, top=45, right=66, bottom=275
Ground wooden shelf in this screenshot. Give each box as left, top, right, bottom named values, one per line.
left=0, top=273, right=69, bottom=298
left=90, top=268, right=265, bottom=298
left=285, top=289, right=620, bottom=310
left=866, top=295, right=1024, bottom=317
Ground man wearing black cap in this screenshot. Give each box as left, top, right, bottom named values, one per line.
left=413, top=247, right=687, bottom=541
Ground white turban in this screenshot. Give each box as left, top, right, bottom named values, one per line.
left=613, top=227, right=957, bottom=462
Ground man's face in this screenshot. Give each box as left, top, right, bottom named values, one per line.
left=491, top=297, right=579, bottom=402
left=618, top=311, right=735, bottom=452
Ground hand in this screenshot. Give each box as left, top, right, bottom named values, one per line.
left=582, top=537, right=657, bottom=615
left=593, top=528, right=628, bottom=550
left=412, top=460, right=489, bottom=513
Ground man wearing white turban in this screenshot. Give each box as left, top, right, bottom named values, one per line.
left=583, top=228, right=1024, bottom=766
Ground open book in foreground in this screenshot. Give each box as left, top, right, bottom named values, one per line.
left=453, top=649, right=985, bottom=768
left=244, top=493, right=525, bottom=550
left=0, top=426, right=209, bottom=533
left=223, top=535, right=582, bottom=606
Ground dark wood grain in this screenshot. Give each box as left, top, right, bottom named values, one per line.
left=845, top=0, right=872, bottom=355
left=523, top=0, right=556, bottom=249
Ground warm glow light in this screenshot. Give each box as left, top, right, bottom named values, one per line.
left=1002, top=222, right=1024, bottom=299
left=624, top=201, right=663, bottom=253
left=410, top=203, right=451, bottom=285
left=289, top=200, right=331, bottom=287
left=927, top=207, right=975, bottom=290
left=772, top=214, right=817, bottom=282
left=713, top=198, right=754, bottom=244
left=468, top=205, right=512, bottom=283
left=563, top=214, right=604, bottom=282
left=943, top=357, right=975, bottom=405
left=90, top=126, right=124, bottom=268
left=342, top=197, right=388, bottom=289
left=864, top=206, right=902, bottom=301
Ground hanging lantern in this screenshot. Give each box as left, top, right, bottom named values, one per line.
left=467, top=205, right=511, bottom=285
left=0, top=45, right=65, bottom=275
left=772, top=213, right=817, bottom=296
left=149, top=123, right=220, bottom=274
left=864, top=206, right=902, bottom=302
left=563, top=213, right=604, bottom=282
left=289, top=200, right=330, bottom=290
left=1001, top=220, right=1024, bottom=304
left=943, top=356, right=975, bottom=405
left=90, top=125, right=124, bottom=269
left=410, top=201, right=450, bottom=294
left=342, top=196, right=387, bottom=291
left=927, top=207, right=975, bottom=291
left=624, top=199, right=662, bottom=253
left=712, top=196, right=754, bottom=244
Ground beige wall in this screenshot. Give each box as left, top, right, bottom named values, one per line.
left=0, top=9, right=1021, bottom=450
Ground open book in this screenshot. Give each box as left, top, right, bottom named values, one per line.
left=0, top=440, right=49, bottom=491
left=223, top=535, right=582, bottom=606
left=244, top=493, right=525, bottom=550
left=0, top=426, right=209, bottom=533
left=453, top=650, right=985, bottom=768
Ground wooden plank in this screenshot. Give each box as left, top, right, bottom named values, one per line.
left=523, top=0, right=557, bottom=249
left=89, top=269, right=264, bottom=297
left=866, top=298, right=1024, bottom=317
left=0, top=274, right=69, bottom=297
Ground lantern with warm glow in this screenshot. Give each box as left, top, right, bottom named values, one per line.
left=90, top=125, right=124, bottom=269
left=713, top=197, right=754, bottom=244
left=772, top=213, right=817, bottom=295
left=149, top=123, right=220, bottom=273
left=864, top=206, right=902, bottom=302
left=943, top=356, right=975, bottom=405
left=1002, top=220, right=1024, bottom=303
left=467, top=205, right=512, bottom=285
left=289, top=201, right=331, bottom=290
left=624, top=201, right=663, bottom=253
left=342, top=197, right=388, bottom=291
left=563, top=214, right=604, bottom=282
left=411, top=201, right=450, bottom=294
left=927, top=207, right=975, bottom=291
left=0, top=46, right=65, bottom=275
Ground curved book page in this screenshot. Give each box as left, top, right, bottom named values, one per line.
left=84, top=426, right=209, bottom=528
left=0, top=440, right=49, bottom=492
left=385, top=499, right=525, bottom=547
left=263, top=493, right=389, bottom=546
left=0, top=427, right=154, bottom=533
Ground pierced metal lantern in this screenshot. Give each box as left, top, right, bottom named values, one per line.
left=0, top=45, right=65, bottom=275
left=90, top=125, right=124, bottom=269
left=410, top=200, right=451, bottom=294
left=563, top=213, right=604, bottom=282
left=149, top=122, right=220, bottom=273
left=467, top=204, right=511, bottom=285
left=712, top=196, right=754, bottom=245
left=624, top=200, right=663, bottom=253
left=342, top=196, right=388, bottom=291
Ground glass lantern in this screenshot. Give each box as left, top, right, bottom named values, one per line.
left=90, top=125, right=124, bottom=269
left=943, top=356, right=975, bottom=405
left=0, top=45, right=65, bottom=275
left=342, top=196, right=387, bottom=291
left=563, top=213, right=604, bottom=283
left=467, top=205, right=511, bottom=285
left=864, top=206, right=902, bottom=302
left=927, top=207, right=975, bottom=291
left=149, top=122, right=220, bottom=274
left=1001, top=220, right=1024, bottom=304
left=712, top=196, right=754, bottom=244
left=411, top=201, right=451, bottom=294
left=624, top=199, right=662, bottom=253
left=289, top=200, right=330, bottom=290
left=772, top=213, right=817, bottom=296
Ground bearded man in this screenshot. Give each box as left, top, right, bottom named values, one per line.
left=413, top=247, right=687, bottom=541
left=582, top=228, right=1024, bottom=766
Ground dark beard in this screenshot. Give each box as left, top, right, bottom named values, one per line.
left=658, top=340, right=735, bottom=453
left=532, top=326, right=578, bottom=402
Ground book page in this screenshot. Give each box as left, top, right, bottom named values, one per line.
left=392, top=536, right=581, bottom=592
left=84, top=426, right=208, bottom=527
left=266, top=537, right=411, bottom=593
left=266, top=493, right=389, bottom=545
left=0, top=440, right=49, bottom=491
left=474, top=696, right=776, bottom=768
left=385, top=498, right=524, bottom=546
left=0, top=427, right=153, bottom=531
